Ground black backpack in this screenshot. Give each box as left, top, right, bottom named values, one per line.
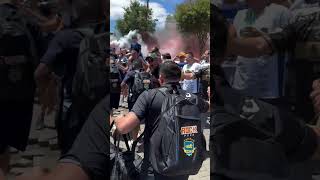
left=72, top=30, right=108, bottom=102
left=149, top=87, right=206, bottom=176
left=0, top=5, right=38, bottom=102
left=129, top=71, right=152, bottom=102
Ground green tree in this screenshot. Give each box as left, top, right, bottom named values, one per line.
left=116, top=0, right=156, bottom=35
left=175, top=0, right=210, bottom=55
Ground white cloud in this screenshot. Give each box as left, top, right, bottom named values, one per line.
left=110, top=0, right=170, bottom=30
left=110, top=0, right=131, bottom=20
left=149, top=2, right=170, bottom=29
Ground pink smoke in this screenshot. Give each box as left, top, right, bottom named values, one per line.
left=156, top=31, right=184, bottom=58
left=143, top=22, right=208, bottom=59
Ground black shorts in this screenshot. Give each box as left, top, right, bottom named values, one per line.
left=0, top=100, right=34, bottom=151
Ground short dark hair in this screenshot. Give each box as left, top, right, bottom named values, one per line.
left=160, top=61, right=181, bottom=81
left=151, top=47, right=159, bottom=53
left=131, top=48, right=138, bottom=53
left=162, top=53, right=171, bottom=59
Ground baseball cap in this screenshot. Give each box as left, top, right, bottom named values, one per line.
left=177, top=52, right=187, bottom=58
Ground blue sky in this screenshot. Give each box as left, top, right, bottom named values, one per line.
left=110, top=0, right=184, bottom=33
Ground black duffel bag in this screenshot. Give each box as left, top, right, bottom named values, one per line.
left=110, top=129, right=143, bottom=180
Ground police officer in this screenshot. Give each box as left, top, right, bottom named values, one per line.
left=34, top=0, right=107, bottom=154
left=0, top=0, right=40, bottom=174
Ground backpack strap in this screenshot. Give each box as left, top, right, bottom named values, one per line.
left=130, top=89, right=157, bottom=152
left=149, top=88, right=191, bottom=135
left=76, top=28, right=106, bottom=55
left=90, top=33, right=107, bottom=55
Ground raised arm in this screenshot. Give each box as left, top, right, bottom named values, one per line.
left=227, top=22, right=299, bottom=58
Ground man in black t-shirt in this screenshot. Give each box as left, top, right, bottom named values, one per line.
left=114, top=61, right=209, bottom=180
left=34, top=0, right=107, bottom=154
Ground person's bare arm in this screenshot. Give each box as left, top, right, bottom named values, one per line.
left=21, top=6, right=62, bottom=33
left=115, top=112, right=140, bottom=134
left=226, top=24, right=273, bottom=58
left=181, top=71, right=185, bottom=81
left=229, top=37, right=273, bottom=58
left=39, top=17, right=62, bottom=32
left=116, top=61, right=126, bottom=72
left=16, top=164, right=89, bottom=180
left=309, top=79, right=320, bottom=160
left=22, top=7, right=49, bottom=22
left=35, top=63, right=51, bottom=84
left=126, top=53, right=132, bottom=57
left=128, top=56, right=133, bottom=66
left=144, top=63, right=149, bottom=71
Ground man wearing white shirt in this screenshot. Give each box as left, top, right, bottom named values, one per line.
left=181, top=52, right=201, bottom=94
left=232, top=0, right=291, bottom=102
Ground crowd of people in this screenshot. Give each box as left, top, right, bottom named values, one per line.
left=109, top=36, right=211, bottom=153
left=110, top=36, right=210, bottom=179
